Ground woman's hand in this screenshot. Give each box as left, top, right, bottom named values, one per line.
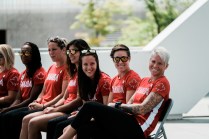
left=107, top=103, right=115, bottom=107
left=28, top=102, right=43, bottom=110
left=43, top=107, right=56, bottom=114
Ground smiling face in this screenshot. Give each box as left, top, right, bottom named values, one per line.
left=82, top=55, right=97, bottom=79
left=149, top=54, right=168, bottom=79
left=113, top=50, right=130, bottom=74
left=68, top=45, right=80, bottom=66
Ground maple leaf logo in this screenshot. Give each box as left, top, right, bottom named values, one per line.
left=102, top=81, right=110, bottom=90
left=36, top=72, right=45, bottom=80
left=128, top=79, right=138, bottom=89
left=9, top=76, right=19, bottom=86
left=156, top=83, right=166, bottom=92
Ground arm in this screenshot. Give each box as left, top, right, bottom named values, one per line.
left=102, top=96, right=109, bottom=105
left=0, top=90, right=17, bottom=105
left=54, top=93, right=83, bottom=113
left=3, top=84, right=43, bottom=112
left=53, top=88, right=69, bottom=107
left=121, top=92, right=163, bottom=115
left=107, top=91, right=113, bottom=103
left=44, top=79, right=68, bottom=107
left=125, top=90, right=135, bottom=103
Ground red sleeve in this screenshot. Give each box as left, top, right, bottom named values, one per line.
left=7, top=70, right=20, bottom=91
left=125, top=71, right=141, bottom=91
left=151, top=77, right=170, bottom=99
left=99, top=73, right=111, bottom=96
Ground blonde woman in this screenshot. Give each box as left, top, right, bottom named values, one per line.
left=0, top=44, right=19, bottom=109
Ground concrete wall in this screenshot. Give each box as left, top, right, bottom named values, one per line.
left=0, top=0, right=80, bottom=48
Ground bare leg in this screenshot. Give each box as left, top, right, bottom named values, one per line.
left=28, top=112, right=65, bottom=139
left=19, top=111, right=44, bottom=139
left=58, top=125, right=76, bottom=139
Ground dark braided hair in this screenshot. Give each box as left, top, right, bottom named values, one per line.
left=23, top=42, right=42, bottom=78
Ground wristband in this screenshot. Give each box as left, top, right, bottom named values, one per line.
left=115, top=102, right=122, bottom=109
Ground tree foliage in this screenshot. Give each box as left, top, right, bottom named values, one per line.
left=70, top=0, right=131, bottom=46
left=118, top=0, right=195, bottom=46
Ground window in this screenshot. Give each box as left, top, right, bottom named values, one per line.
left=0, top=30, right=6, bottom=44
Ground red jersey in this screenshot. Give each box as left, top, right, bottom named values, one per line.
left=133, top=76, right=170, bottom=138
left=20, top=67, right=46, bottom=101
left=64, top=73, right=78, bottom=104
left=110, top=70, right=141, bottom=103
left=92, top=72, right=111, bottom=104
left=0, top=67, right=19, bottom=97
left=40, top=64, right=69, bottom=104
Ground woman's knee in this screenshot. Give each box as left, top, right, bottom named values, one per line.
left=29, top=118, right=39, bottom=129
left=22, top=114, right=33, bottom=125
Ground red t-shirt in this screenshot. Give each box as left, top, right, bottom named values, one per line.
left=64, top=73, right=78, bottom=104
left=0, top=67, right=19, bottom=97
left=110, top=70, right=141, bottom=103
left=20, top=67, right=46, bottom=101
left=40, top=64, right=69, bottom=104
left=92, top=72, right=111, bottom=104
left=133, top=76, right=170, bottom=138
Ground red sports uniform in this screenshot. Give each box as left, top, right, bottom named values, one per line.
left=64, top=73, right=78, bottom=104
left=110, top=70, right=141, bottom=103
left=91, top=72, right=111, bottom=103
left=133, top=76, right=170, bottom=138
left=0, top=67, right=19, bottom=97
left=20, top=67, right=46, bottom=101
left=40, top=64, right=69, bottom=104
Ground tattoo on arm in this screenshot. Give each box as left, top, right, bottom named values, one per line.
left=120, top=92, right=163, bottom=115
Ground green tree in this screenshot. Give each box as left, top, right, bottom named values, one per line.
left=118, top=0, right=195, bottom=46
left=70, top=0, right=131, bottom=46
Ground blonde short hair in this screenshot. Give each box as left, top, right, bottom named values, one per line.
left=0, top=44, right=15, bottom=70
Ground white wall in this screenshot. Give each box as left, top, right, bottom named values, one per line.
left=144, top=0, right=209, bottom=115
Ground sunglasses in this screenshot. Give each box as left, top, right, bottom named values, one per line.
left=0, top=53, right=4, bottom=58
left=67, top=49, right=79, bottom=55
left=113, top=56, right=129, bottom=63
left=18, top=51, right=32, bottom=57
left=81, top=49, right=96, bottom=54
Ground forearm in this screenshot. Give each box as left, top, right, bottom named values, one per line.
left=120, top=104, right=141, bottom=115
left=56, top=98, right=83, bottom=113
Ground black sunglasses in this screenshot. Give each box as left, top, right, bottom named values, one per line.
left=18, top=51, right=32, bottom=57
left=67, top=49, right=79, bottom=55
left=113, top=56, right=129, bottom=63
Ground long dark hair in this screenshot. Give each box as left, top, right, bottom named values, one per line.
left=66, top=39, right=90, bottom=77
left=78, top=49, right=101, bottom=101
left=24, top=42, right=42, bottom=78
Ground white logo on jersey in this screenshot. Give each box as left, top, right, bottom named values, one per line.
left=135, top=87, right=150, bottom=95
left=20, top=80, right=32, bottom=88
left=68, top=80, right=76, bottom=87
left=46, top=73, right=59, bottom=81
left=0, top=79, right=3, bottom=86
left=112, top=86, right=124, bottom=93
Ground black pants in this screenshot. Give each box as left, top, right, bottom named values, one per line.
left=47, top=115, right=75, bottom=139
left=0, top=107, right=41, bottom=139
left=46, top=115, right=69, bottom=139
left=71, top=101, right=145, bottom=139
